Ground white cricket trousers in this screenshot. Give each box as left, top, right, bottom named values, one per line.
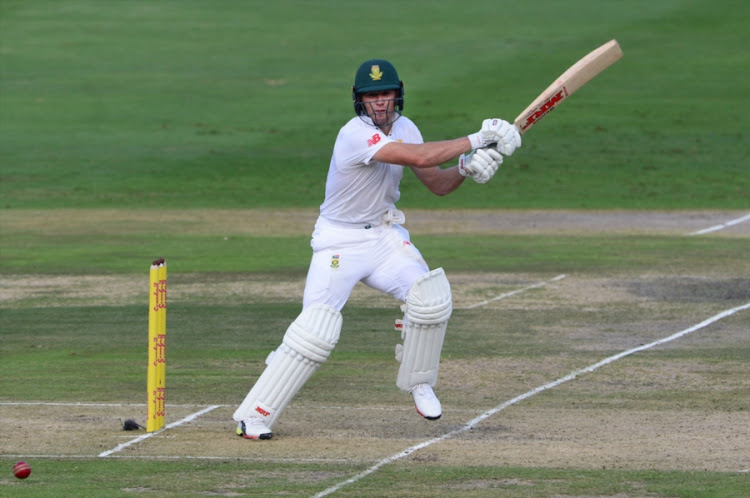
left=303, top=215, right=430, bottom=311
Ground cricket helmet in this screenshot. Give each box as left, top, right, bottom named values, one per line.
left=352, top=59, right=404, bottom=116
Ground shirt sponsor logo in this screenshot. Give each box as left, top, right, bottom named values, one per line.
left=367, top=133, right=382, bottom=147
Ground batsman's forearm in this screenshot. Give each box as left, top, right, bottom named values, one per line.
left=412, top=164, right=466, bottom=196
left=375, top=137, right=472, bottom=169
left=410, top=137, right=474, bottom=169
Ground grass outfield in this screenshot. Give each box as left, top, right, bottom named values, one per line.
left=1, top=0, right=748, bottom=210
left=1, top=1, right=750, bottom=497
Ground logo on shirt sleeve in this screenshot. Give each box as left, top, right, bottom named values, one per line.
left=367, top=133, right=382, bottom=147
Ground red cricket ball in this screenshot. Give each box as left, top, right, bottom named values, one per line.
left=13, top=461, right=31, bottom=479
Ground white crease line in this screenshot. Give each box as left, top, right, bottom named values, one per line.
left=2, top=454, right=353, bottom=463
left=687, top=212, right=750, bottom=235
left=0, top=402, right=143, bottom=407
left=98, top=405, right=220, bottom=458
left=463, top=274, right=566, bottom=310
left=312, top=301, right=750, bottom=498
left=0, top=402, right=229, bottom=408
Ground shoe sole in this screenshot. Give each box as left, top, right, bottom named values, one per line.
left=416, top=407, right=441, bottom=421
left=236, top=426, right=273, bottom=440
left=242, top=432, right=272, bottom=440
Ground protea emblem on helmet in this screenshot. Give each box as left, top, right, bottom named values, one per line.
left=369, top=65, right=383, bottom=81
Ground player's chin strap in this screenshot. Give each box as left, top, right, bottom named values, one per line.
left=395, top=268, right=452, bottom=391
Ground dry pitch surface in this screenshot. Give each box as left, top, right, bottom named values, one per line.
left=1, top=210, right=749, bottom=477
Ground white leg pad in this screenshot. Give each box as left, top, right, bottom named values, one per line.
left=233, top=304, right=342, bottom=428
left=396, top=268, right=452, bottom=391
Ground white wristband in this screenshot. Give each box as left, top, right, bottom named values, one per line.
left=458, top=153, right=472, bottom=177
left=466, top=132, right=483, bottom=150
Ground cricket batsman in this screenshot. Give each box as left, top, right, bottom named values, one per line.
left=233, top=58, right=521, bottom=439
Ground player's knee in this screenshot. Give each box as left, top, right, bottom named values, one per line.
left=283, top=303, right=342, bottom=363
left=406, top=268, right=452, bottom=324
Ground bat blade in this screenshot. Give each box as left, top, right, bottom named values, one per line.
left=513, top=39, right=623, bottom=135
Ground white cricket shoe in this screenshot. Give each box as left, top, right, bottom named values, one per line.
left=236, top=417, right=273, bottom=440
left=410, top=383, right=442, bottom=420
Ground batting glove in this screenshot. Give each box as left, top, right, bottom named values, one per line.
left=467, top=118, right=502, bottom=149
left=458, top=147, right=503, bottom=184
left=492, top=120, right=522, bottom=156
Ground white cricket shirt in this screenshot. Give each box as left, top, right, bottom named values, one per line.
left=319, top=115, right=423, bottom=226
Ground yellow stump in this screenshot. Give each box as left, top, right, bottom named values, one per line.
left=147, top=259, right=167, bottom=432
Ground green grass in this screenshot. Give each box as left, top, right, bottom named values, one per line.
left=2, top=231, right=749, bottom=274
left=1, top=459, right=746, bottom=497
left=1, top=0, right=749, bottom=210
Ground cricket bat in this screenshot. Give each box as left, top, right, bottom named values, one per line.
left=514, top=39, right=623, bottom=135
